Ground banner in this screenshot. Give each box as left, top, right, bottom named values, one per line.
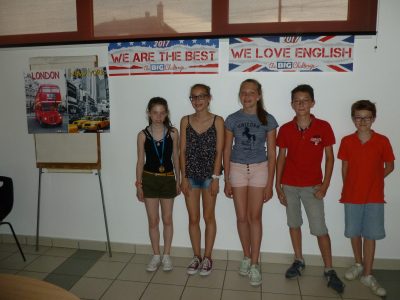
left=229, top=36, right=354, bottom=72
left=108, top=39, right=219, bottom=76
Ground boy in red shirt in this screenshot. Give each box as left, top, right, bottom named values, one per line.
left=276, top=84, right=344, bottom=293
left=338, top=100, right=395, bottom=297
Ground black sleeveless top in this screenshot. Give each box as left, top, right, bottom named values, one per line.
left=143, top=127, right=174, bottom=173
left=185, top=115, right=217, bottom=179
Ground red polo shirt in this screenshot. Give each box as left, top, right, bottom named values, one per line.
left=277, top=115, right=335, bottom=187
left=338, top=131, right=395, bottom=204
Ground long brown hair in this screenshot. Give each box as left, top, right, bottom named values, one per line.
left=239, top=79, right=268, bottom=125
left=146, top=97, right=173, bottom=129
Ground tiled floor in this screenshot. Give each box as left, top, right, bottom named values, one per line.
left=0, top=243, right=399, bottom=300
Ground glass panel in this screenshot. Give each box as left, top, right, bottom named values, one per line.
left=0, top=0, right=76, bottom=36
left=229, top=0, right=348, bottom=24
left=93, top=0, right=211, bottom=37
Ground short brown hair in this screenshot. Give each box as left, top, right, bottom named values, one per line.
left=351, top=100, right=376, bottom=118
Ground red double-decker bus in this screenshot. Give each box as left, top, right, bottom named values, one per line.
left=34, top=84, right=63, bottom=126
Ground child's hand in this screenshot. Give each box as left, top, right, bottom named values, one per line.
left=275, top=185, right=287, bottom=206
left=313, top=184, right=328, bottom=200
left=175, top=182, right=181, bottom=196
left=224, top=181, right=233, bottom=198
left=263, top=186, right=273, bottom=203
left=136, top=188, right=144, bottom=202
left=181, top=178, right=191, bottom=197
left=210, top=179, right=219, bottom=197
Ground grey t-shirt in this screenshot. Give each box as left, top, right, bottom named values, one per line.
left=225, top=110, right=278, bottom=164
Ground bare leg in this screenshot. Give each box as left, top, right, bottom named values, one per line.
left=232, top=187, right=251, bottom=258
left=350, top=236, right=363, bottom=264
left=202, top=188, right=217, bottom=258
left=317, top=234, right=333, bottom=268
left=247, top=187, right=265, bottom=264
left=185, top=189, right=202, bottom=257
left=160, top=198, right=174, bottom=255
left=289, top=227, right=303, bottom=260
left=363, top=238, right=375, bottom=276
left=144, top=198, right=161, bottom=255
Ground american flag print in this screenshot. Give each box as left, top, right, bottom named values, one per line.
left=229, top=36, right=354, bottom=72
left=108, top=39, right=219, bottom=76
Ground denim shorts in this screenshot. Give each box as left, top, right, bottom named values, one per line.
left=188, top=178, right=212, bottom=189
left=283, top=185, right=328, bottom=236
left=344, top=203, right=385, bottom=240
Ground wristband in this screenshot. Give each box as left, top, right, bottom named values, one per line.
left=211, top=174, right=220, bottom=180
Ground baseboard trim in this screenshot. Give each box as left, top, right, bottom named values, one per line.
left=1, top=234, right=399, bottom=270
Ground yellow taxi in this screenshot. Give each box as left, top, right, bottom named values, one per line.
left=82, top=116, right=110, bottom=132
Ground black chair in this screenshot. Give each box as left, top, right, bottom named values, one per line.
left=0, top=176, right=26, bottom=261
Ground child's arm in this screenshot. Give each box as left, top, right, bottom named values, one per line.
left=136, top=131, right=146, bottom=202
left=341, top=160, right=348, bottom=183
left=210, top=116, right=225, bottom=197
left=223, top=128, right=234, bottom=198
left=275, top=147, right=287, bottom=206
left=384, top=161, right=394, bottom=177
left=314, top=145, right=334, bottom=200
left=264, top=128, right=277, bottom=202
left=171, top=127, right=181, bottom=195
left=179, top=117, right=190, bottom=196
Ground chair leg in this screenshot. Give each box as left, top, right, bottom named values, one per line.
left=1, top=222, right=26, bottom=261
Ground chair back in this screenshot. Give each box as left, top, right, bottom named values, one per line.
left=0, top=176, right=13, bottom=221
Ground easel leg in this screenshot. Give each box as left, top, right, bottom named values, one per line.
left=97, top=170, right=112, bottom=257
left=36, top=168, right=43, bottom=252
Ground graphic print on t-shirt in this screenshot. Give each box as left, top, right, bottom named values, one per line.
left=238, top=122, right=259, bottom=150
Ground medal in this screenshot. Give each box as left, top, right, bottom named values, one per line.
left=150, top=126, right=166, bottom=173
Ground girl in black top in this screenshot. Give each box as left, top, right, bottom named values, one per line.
left=136, top=97, right=180, bottom=272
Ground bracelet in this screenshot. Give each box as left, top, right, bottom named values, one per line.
left=211, top=174, right=220, bottom=180
left=135, top=180, right=142, bottom=188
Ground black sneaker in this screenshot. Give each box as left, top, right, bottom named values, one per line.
left=285, top=260, right=305, bottom=278
left=324, top=269, right=345, bottom=294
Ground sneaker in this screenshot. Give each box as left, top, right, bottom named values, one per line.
left=162, top=255, right=173, bottom=271
left=199, top=256, right=213, bottom=276
left=344, top=263, right=363, bottom=280
left=187, top=256, right=202, bottom=275
left=285, top=259, right=305, bottom=278
left=360, top=275, right=387, bottom=297
left=324, top=269, right=345, bottom=294
left=146, top=255, right=161, bottom=272
left=239, top=256, right=251, bottom=276
left=248, top=264, right=262, bottom=286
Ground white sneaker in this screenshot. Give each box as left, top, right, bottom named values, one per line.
left=162, top=255, right=173, bottom=271
left=239, top=256, right=251, bottom=276
left=248, top=264, right=262, bottom=286
left=344, top=263, right=363, bottom=280
left=360, top=275, right=387, bottom=297
left=146, top=255, right=161, bottom=272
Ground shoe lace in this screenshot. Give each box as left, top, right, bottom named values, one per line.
left=368, top=276, right=381, bottom=290
left=327, top=270, right=342, bottom=286
left=189, top=256, right=200, bottom=268
left=249, top=267, right=259, bottom=278
left=202, top=257, right=211, bottom=269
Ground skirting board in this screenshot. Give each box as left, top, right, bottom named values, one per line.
left=1, top=234, right=399, bottom=270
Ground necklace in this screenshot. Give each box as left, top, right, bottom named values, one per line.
left=150, top=125, right=166, bottom=173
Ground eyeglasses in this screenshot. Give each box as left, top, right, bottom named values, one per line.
left=292, top=99, right=311, bottom=105
left=189, top=94, right=209, bottom=102
left=353, top=116, right=373, bottom=122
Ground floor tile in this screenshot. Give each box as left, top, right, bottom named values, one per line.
left=374, top=269, right=400, bottom=282
left=141, top=283, right=184, bottom=300
left=71, top=249, right=105, bottom=260
left=168, top=256, right=191, bottom=268
left=302, top=296, right=342, bottom=300
left=181, top=286, right=222, bottom=300
left=52, top=258, right=98, bottom=276
left=223, top=270, right=261, bottom=292
left=151, top=266, right=188, bottom=285
left=261, top=262, right=289, bottom=274
left=69, top=277, right=113, bottom=300
left=24, top=255, right=67, bottom=273
left=262, top=293, right=301, bottom=300
left=99, top=252, right=133, bottom=263
left=187, top=269, right=225, bottom=289
left=0, top=243, right=20, bottom=252
left=226, top=260, right=241, bottom=271
left=44, top=273, right=81, bottom=290
left=261, top=273, right=300, bottom=295
left=84, top=260, right=126, bottom=279
left=117, top=263, right=155, bottom=282
left=341, top=278, right=382, bottom=299
left=130, top=254, right=149, bottom=264
left=17, top=270, right=48, bottom=280
left=0, top=251, right=13, bottom=260
left=298, top=275, right=341, bottom=298
left=21, top=245, right=50, bottom=255
left=221, top=289, right=261, bottom=300
left=379, top=280, right=400, bottom=300
left=0, top=253, right=38, bottom=270
left=44, top=247, right=77, bottom=257
left=100, top=280, right=147, bottom=300
left=213, top=259, right=228, bottom=270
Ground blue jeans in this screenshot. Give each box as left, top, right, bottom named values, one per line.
left=188, top=178, right=212, bottom=189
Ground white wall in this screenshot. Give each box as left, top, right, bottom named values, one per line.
left=1, top=0, right=399, bottom=260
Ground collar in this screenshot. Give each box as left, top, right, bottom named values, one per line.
left=293, top=114, right=315, bottom=132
